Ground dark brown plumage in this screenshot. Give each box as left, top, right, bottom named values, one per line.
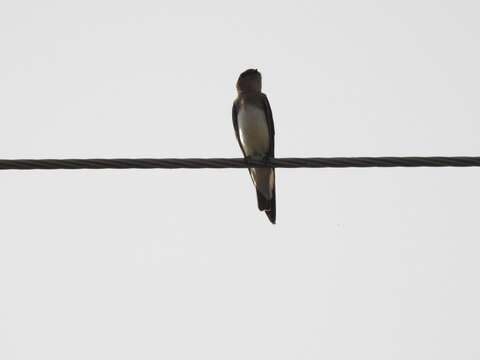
left=232, top=69, right=276, bottom=224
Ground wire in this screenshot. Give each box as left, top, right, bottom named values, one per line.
left=1, top=156, right=480, bottom=170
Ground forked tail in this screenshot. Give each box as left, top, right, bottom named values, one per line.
left=256, top=185, right=276, bottom=224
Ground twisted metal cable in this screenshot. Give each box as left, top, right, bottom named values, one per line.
left=1, top=156, right=480, bottom=170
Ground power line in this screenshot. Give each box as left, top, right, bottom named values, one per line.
left=1, top=156, right=480, bottom=170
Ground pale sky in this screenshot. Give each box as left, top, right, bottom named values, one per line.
left=1, top=1, right=480, bottom=359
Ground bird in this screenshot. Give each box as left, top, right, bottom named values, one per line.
left=232, top=69, right=276, bottom=224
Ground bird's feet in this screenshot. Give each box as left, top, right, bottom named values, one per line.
left=245, top=155, right=273, bottom=167
left=244, top=156, right=254, bottom=166
left=262, top=155, right=273, bottom=167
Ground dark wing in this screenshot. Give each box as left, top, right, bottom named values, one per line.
left=261, top=93, right=275, bottom=157
left=232, top=98, right=247, bottom=158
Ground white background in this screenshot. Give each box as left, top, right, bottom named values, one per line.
left=1, top=1, right=480, bottom=359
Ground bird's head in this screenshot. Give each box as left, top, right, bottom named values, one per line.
left=236, top=69, right=262, bottom=94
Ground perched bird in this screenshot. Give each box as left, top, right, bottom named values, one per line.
left=232, top=69, right=276, bottom=224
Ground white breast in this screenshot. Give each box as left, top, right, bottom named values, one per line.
left=237, top=104, right=270, bottom=157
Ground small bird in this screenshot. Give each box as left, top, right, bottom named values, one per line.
left=232, top=69, right=276, bottom=224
